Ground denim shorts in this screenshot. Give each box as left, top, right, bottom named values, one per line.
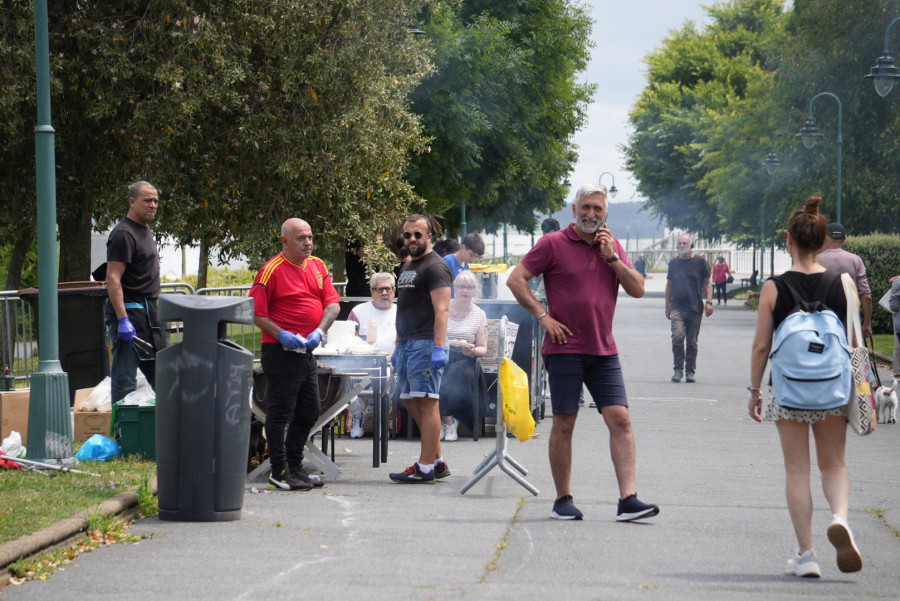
left=397, top=339, right=442, bottom=400
left=544, top=353, right=628, bottom=415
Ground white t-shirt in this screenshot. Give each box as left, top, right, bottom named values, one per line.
left=348, top=301, right=397, bottom=355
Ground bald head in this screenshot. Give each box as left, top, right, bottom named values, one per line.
left=281, top=218, right=314, bottom=263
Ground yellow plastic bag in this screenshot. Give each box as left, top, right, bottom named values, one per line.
left=499, top=358, right=534, bottom=441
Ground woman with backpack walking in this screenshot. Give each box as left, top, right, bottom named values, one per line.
left=748, top=196, right=862, bottom=578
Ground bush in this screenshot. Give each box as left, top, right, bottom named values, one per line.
left=844, top=234, right=900, bottom=335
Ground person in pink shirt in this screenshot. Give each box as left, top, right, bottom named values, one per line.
left=507, top=183, right=659, bottom=522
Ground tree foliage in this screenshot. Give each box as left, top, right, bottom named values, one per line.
left=1, top=1, right=434, bottom=284
left=625, top=0, right=786, bottom=240
left=625, top=0, right=900, bottom=246
left=407, top=0, right=594, bottom=235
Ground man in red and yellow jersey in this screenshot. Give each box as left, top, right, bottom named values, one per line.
left=249, top=218, right=340, bottom=491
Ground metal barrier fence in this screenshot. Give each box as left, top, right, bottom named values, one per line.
left=0, top=291, right=38, bottom=389
left=0, top=282, right=257, bottom=389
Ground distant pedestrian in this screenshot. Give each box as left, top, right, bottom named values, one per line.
left=665, top=234, right=713, bottom=383
left=540, top=218, right=561, bottom=235
left=889, top=275, right=900, bottom=387
left=507, top=183, right=659, bottom=522
left=749, top=195, right=862, bottom=578
left=633, top=254, right=647, bottom=279
left=104, top=181, right=167, bottom=405
left=817, top=223, right=873, bottom=339
left=711, top=255, right=732, bottom=305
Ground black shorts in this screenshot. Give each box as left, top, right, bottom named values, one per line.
left=544, top=353, right=628, bottom=415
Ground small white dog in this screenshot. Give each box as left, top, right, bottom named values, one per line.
left=875, top=383, right=898, bottom=424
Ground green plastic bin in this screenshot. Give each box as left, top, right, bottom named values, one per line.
left=115, top=404, right=156, bottom=459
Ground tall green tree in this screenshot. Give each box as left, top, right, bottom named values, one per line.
left=624, top=0, right=786, bottom=239
left=407, top=0, right=594, bottom=235
left=1, top=1, right=434, bottom=285
left=770, top=0, right=900, bottom=232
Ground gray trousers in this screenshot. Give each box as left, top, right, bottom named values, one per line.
left=670, top=309, right=703, bottom=372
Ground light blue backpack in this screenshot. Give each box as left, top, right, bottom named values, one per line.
left=769, top=272, right=852, bottom=411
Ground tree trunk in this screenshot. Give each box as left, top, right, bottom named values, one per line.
left=1, top=233, right=34, bottom=374
left=58, top=192, right=93, bottom=282
left=5, top=232, right=34, bottom=291
left=197, top=240, right=210, bottom=290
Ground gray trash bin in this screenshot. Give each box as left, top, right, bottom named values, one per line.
left=155, top=294, right=254, bottom=522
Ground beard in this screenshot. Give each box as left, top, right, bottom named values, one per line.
left=407, top=243, right=427, bottom=258
left=576, top=218, right=600, bottom=235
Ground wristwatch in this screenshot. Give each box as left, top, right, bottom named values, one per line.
left=605, top=252, right=620, bottom=263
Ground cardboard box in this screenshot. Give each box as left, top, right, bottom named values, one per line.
left=73, top=387, right=112, bottom=443
left=0, top=389, right=30, bottom=445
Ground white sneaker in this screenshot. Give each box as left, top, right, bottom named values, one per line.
left=350, top=415, right=364, bottom=439
left=440, top=423, right=446, bottom=441
left=785, top=549, right=821, bottom=578
left=445, top=418, right=458, bottom=441
left=827, top=515, right=862, bottom=573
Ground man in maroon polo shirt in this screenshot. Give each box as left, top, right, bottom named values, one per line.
left=507, top=183, right=659, bottom=522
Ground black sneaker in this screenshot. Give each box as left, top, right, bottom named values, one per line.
left=290, top=465, right=325, bottom=488
left=551, top=495, right=583, bottom=520
left=268, top=470, right=314, bottom=491
left=685, top=371, right=696, bottom=383
left=389, top=463, right=436, bottom=484
left=434, top=460, right=451, bottom=479
left=616, top=493, right=659, bottom=522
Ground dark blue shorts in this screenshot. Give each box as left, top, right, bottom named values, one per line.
left=397, top=339, right=442, bottom=400
left=544, top=354, right=628, bottom=415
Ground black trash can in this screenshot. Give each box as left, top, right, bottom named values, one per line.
left=19, top=281, right=110, bottom=402
left=155, top=294, right=254, bottom=522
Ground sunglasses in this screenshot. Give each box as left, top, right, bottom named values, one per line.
left=402, top=231, right=425, bottom=240
left=373, top=286, right=394, bottom=293
left=455, top=285, right=476, bottom=290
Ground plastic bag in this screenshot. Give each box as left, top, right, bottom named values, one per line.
left=1, top=430, right=26, bottom=459
left=81, top=376, right=112, bottom=412
left=499, top=358, right=535, bottom=442
left=75, top=434, right=121, bottom=462
left=123, top=383, right=156, bottom=406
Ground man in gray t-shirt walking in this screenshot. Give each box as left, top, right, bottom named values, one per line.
left=817, top=223, right=872, bottom=339
left=665, top=234, right=713, bottom=383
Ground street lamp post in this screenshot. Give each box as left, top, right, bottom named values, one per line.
left=797, top=92, right=843, bottom=223
left=598, top=172, right=618, bottom=199
left=28, top=0, right=73, bottom=461
left=865, top=17, right=900, bottom=97
left=759, top=133, right=787, bottom=287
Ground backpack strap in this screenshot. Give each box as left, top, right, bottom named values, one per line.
left=777, top=270, right=839, bottom=314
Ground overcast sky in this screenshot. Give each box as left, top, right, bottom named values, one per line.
left=566, top=1, right=713, bottom=205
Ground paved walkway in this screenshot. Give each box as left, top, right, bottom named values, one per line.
left=4, top=280, right=898, bottom=601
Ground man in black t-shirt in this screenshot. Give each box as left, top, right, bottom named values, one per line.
left=665, top=234, right=713, bottom=383
left=105, top=181, right=166, bottom=405
left=389, top=214, right=452, bottom=484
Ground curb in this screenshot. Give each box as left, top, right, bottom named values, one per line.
left=0, top=477, right=158, bottom=588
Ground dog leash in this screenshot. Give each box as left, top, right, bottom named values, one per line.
left=864, top=335, right=883, bottom=389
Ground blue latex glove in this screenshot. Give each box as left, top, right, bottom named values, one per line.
left=431, top=346, right=448, bottom=371
left=277, top=329, right=305, bottom=350
left=304, top=328, right=323, bottom=350
left=117, top=317, right=135, bottom=345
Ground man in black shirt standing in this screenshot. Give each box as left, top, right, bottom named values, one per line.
left=105, top=181, right=166, bottom=405
left=389, top=214, right=452, bottom=484
left=665, top=234, right=713, bottom=383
